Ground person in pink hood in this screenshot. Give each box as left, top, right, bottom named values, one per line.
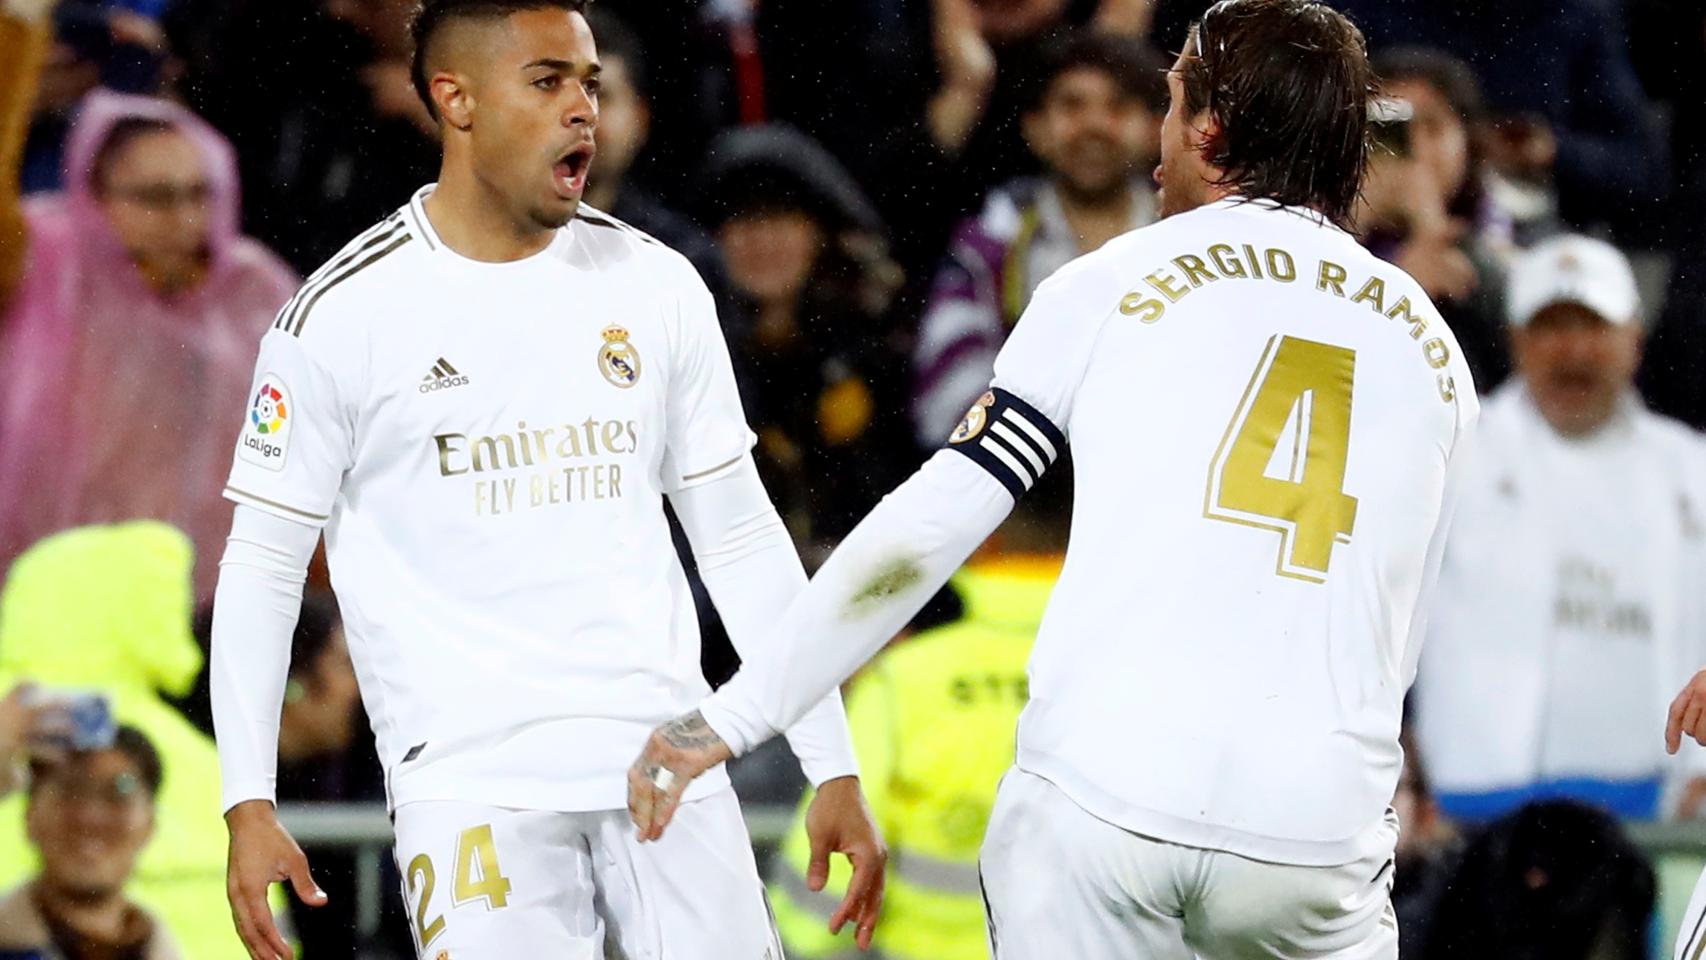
left=0, top=1, right=300, bottom=600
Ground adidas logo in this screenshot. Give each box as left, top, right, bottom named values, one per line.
left=420, top=357, right=470, bottom=393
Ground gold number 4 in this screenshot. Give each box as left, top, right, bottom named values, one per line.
left=405, top=823, right=514, bottom=950
left=452, top=823, right=512, bottom=910
left=1205, top=335, right=1359, bottom=583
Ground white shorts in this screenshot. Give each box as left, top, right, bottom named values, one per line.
left=980, top=768, right=1398, bottom=960
left=391, top=789, right=782, bottom=960
left=1674, top=866, right=1706, bottom=959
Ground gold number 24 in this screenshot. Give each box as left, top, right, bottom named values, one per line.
left=1205, top=335, right=1358, bottom=583
left=405, top=823, right=514, bottom=950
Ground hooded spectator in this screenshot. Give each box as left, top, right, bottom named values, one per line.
left=0, top=522, right=278, bottom=960
left=701, top=124, right=912, bottom=553
left=0, top=6, right=299, bottom=600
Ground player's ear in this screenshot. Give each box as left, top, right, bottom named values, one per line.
left=432, top=71, right=475, bottom=132
left=1186, top=109, right=1220, bottom=156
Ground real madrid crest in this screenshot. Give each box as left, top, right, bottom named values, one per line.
left=598, top=324, right=641, bottom=388
left=949, top=391, right=996, bottom=444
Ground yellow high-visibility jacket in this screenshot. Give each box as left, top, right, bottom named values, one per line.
left=769, top=556, right=1060, bottom=960
left=0, top=523, right=280, bottom=960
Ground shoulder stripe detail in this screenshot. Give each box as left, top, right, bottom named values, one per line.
left=576, top=209, right=664, bottom=246
left=225, top=485, right=331, bottom=522
left=943, top=387, right=1064, bottom=500
left=275, top=216, right=405, bottom=332
left=679, top=453, right=746, bottom=483
left=290, top=233, right=413, bottom=337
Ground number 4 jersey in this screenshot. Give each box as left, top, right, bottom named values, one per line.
left=985, top=198, right=1477, bottom=866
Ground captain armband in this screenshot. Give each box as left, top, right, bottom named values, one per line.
left=942, top=388, right=1065, bottom=499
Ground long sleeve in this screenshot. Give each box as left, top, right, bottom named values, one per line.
left=699, top=450, right=1015, bottom=755
left=670, top=455, right=859, bottom=785
left=0, top=6, right=50, bottom=310
left=210, top=503, right=319, bottom=812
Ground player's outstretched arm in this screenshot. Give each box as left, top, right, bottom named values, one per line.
left=1667, top=669, right=1706, bottom=755
left=669, top=456, right=888, bottom=944
left=629, top=448, right=1017, bottom=837
left=212, top=505, right=328, bottom=959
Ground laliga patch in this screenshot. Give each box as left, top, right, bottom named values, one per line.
left=239, top=373, right=292, bottom=471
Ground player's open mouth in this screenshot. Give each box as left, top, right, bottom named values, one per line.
left=554, top=143, right=595, bottom=197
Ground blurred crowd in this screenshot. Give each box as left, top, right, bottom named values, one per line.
left=2, top=0, right=1706, bottom=957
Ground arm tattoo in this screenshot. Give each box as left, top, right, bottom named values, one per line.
left=660, top=710, right=725, bottom=751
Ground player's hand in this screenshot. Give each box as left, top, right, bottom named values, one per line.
left=225, top=800, right=326, bottom=960
left=627, top=710, right=733, bottom=842
left=803, top=776, right=888, bottom=950
left=1667, top=669, right=1706, bottom=754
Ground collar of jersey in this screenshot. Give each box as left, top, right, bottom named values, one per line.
left=406, top=183, right=569, bottom=269
left=1205, top=195, right=1351, bottom=236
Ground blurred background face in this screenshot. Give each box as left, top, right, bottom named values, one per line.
left=97, top=128, right=211, bottom=271
left=1512, top=302, right=1643, bottom=437
left=27, top=750, right=154, bottom=900
left=285, top=626, right=361, bottom=758
left=1026, top=67, right=1155, bottom=204
left=463, top=9, right=599, bottom=231
left=584, top=54, right=647, bottom=192
left=1386, top=77, right=1469, bottom=202
left=719, top=210, right=825, bottom=307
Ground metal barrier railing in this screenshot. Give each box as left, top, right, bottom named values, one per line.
left=278, top=804, right=1706, bottom=947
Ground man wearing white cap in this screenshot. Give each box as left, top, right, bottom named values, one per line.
left=1413, top=234, right=1706, bottom=823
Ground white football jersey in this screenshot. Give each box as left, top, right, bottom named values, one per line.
left=225, top=186, right=753, bottom=812
left=982, top=198, right=1478, bottom=866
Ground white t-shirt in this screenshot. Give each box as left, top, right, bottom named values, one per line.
left=983, top=198, right=1478, bottom=865
left=225, top=187, right=759, bottom=812
left=1416, top=384, right=1706, bottom=807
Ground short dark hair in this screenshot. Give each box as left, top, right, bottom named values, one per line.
left=1031, top=30, right=1170, bottom=116
left=409, top=0, right=592, bottom=121
left=29, top=725, right=164, bottom=800
left=1180, top=0, right=1375, bottom=226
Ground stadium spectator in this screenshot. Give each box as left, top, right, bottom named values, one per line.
left=0, top=2, right=300, bottom=600
left=1392, top=729, right=1460, bottom=959
left=0, top=522, right=274, bottom=960
left=1330, top=0, right=1661, bottom=237
left=581, top=9, right=724, bottom=292
left=769, top=510, right=1059, bottom=960
left=1359, top=48, right=1535, bottom=392
left=1413, top=236, right=1706, bottom=823
left=1419, top=800, right=1655, bottom=960
left=701, top=124, right=912, bottom=551
left=0, top=727, right=184, bottom=960
left=912, top=30, right=1164, bottom=445
left=15, top=0, right=174, bottom=194
left=169, top=0, right=440, bottom=272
